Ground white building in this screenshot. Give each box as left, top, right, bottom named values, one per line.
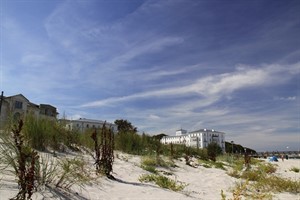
left=161, top=128, right=225, bottom=151
left=63, top=118, right=118, bottom=133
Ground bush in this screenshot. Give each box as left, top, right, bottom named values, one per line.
left=23, top=115, right=76, bottom=151
left=258, top=163, right=277, bottom=174
left=254, top=175, right=300, bottom=194
left=0, top=120, right=40, bottom=200
left=139, top=174, right=186, bottom=191
left=206, top=142, right=222, bottom=162
left=198, top=159, right=225, bottom=170
left=290, top=167, right=300, bottom=173
left=115, top=131, right=143, bottom=154
left=240, top=170, right=262, bottom=181
left=141, top=156, right=174, bottom=173
left=55, top=157, right=92, bottom=189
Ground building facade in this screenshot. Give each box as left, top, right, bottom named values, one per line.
left=63, top=118, right=118, bottom=133
left=160, top=128, right=225, bottom=152
left=0, top=93, right=58, bottom=128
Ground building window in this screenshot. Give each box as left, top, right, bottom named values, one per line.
left=15, top=101, right=23, bottom=109
left=13, top=112, right=21, bottom=122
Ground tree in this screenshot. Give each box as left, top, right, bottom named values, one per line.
left=207, top=142, right=222, bottom=162
left=114, top=119, right=137, bottom=133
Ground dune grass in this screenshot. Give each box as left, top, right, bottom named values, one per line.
left=198, top=159, right=226, bottom=170
left=139, top=174, right=186, bottom=191
left=140, top=155, right=176, bottom=174
left=224, top=156, right=300, bottom=199
left=290, top=166, right=299, bottom=173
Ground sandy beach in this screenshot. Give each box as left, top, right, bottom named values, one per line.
left=0, top=152, right=299, bottom=200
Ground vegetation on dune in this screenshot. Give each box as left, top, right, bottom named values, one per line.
left=1, top=116, right=298, bottom=200
left=10, top=120, right=38, bottom=200
left=290, top=166, right=299, bottom=173
left=0, top=118, right=93, bottom=199
left=139, top=174, right=186, bottom=192
left=223, top=155, right=300, bottom=199
left=90, top=122, right=114, bottom=178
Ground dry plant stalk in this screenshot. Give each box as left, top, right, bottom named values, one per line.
left=91, top=122, right=114, bottom=179
left=12, top=120, right=39, bottom=200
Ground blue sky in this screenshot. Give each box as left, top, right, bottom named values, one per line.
left=1, top=0, right=299, bottom=151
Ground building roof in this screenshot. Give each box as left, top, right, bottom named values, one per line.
left=28, top=102, right=40, bottom=109
left=189, top=129, right=224, bottom=134
left=5, top=94, right=30, bottom=102
left=70, top=118, right=108, bottom=124
left=40, top=104, right=57, bottom=109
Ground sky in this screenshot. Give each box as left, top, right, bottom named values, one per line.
left=0, top=0, right=299, bottom=152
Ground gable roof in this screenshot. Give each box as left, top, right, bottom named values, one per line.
left=5, top=94, right=30, bottom=102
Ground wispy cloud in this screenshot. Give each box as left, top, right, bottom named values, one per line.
left=81, top=62, right=300, bottom=108
left=274, top=96, right=297, bottom=101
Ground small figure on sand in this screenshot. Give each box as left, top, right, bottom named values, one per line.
left=281, top=154, right=284, bottom=162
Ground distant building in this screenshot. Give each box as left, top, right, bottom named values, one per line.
left=62, top=118, right=118, bottom=133
left=0, top=93, right=58, bottom=128
left=160, top=128, right=225, bottom=152
left=39, top=104, right=58, bottom=118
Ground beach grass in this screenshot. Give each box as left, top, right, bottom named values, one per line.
left=139, top=174, right=186, bottom=191
left=224, top=157, right=300, bottom=199
left=290, top=166, right=299, bottom=173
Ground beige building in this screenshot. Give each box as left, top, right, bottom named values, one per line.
left=0, top=93, right=58, bottom=128
left=63, top=118, right=118, bottom=133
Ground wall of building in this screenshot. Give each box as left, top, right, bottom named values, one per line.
left=65, top=118, right=118, bottom=133
left=161, top=129, right=225, bottom=151
left=0, top=94, right=58, bottom=129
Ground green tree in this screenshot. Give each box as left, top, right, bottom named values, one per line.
left=114, top=119, right=137, bottom=133
left=207, top=142, right=222, bottom=162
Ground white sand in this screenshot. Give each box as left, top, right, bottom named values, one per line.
left=1, top=152, right=299, bottom=200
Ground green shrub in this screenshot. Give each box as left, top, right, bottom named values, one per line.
left=3, top=120, right=40, bottom=200
left=214, top=162, right=226, bottom=170
left=198, top=159, right=225, bottom=170
left=226, top=169, right=240, bottom=178
left=36, top=154, right=58, bottom=186
left=206, top=142, right=222, bottom=162
left=23, top=115, right=75, bottom=151
left=258, top=163, right=277, bottom=174
left=139, top=174, right=186, bottom=191
left=141, top=165, right=158, bottom=174
left=224, top=180, right=273, bottom=200
left=141, top=156, right=174, bottom=173
left=240, top=170, right=263, bottom=181
left=141, top=156, right=157, bottom=167
left=55, top=157, right=92, bottom=189
left=290, top=167, right=299, bottom=173
left=254, top=175, right=300, bottom=194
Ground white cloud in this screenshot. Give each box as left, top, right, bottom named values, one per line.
left=148, top=114, right=160, bottom=120
left=81, top=62, right=300, bottom=108
left=274, top=96, right=297, bottom=101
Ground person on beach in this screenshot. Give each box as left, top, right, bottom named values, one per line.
left=281, top=154, right=284, bottom=162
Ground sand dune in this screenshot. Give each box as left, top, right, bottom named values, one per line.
left=0, top=151, right=299, bottom=200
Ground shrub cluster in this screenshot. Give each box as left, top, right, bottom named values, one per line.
left=224, top=156, right=300, bottom=199
left=139, top=174, right=186, bottom=191
left=23, top=115, right=78, bottom=151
